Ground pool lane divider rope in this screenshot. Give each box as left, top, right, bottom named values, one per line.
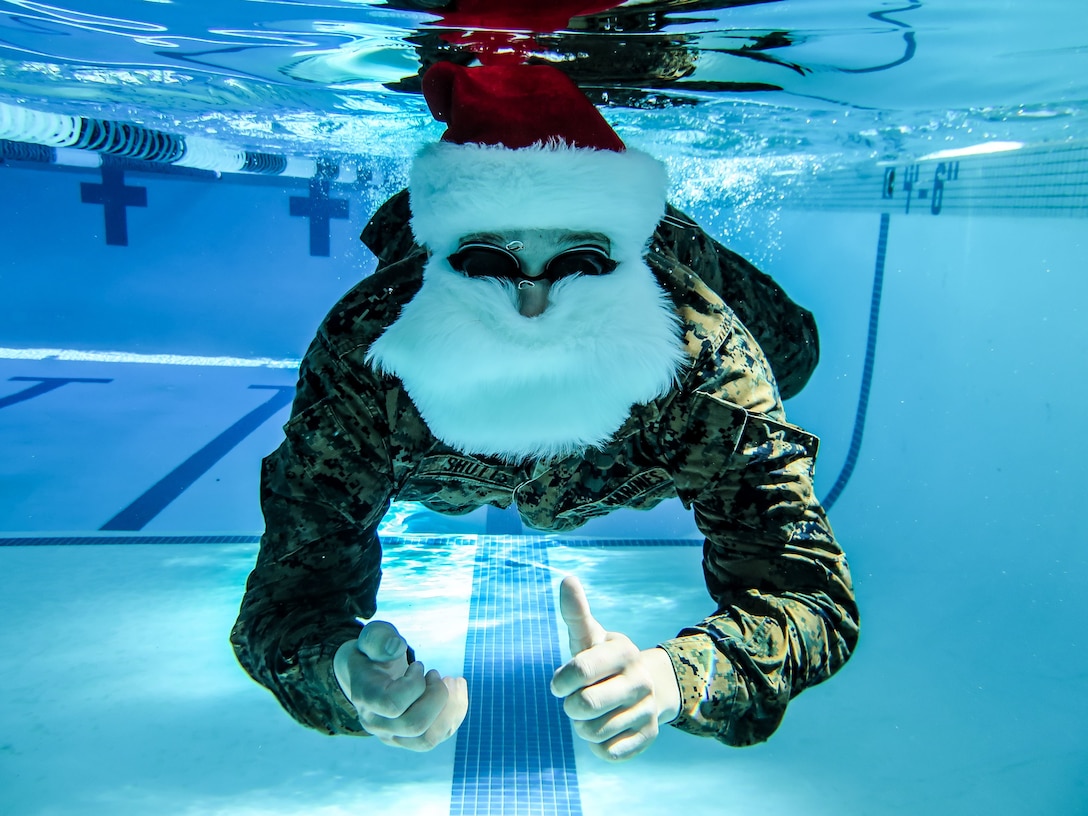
left=2, top=106, right=358, bottom=253
left=821, top=212, right=890, bottom=511
left=0, top=101, right=355, bottom=180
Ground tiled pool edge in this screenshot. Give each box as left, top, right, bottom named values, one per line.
left=0, top=534, right=701, bottom=547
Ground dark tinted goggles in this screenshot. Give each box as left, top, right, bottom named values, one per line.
left=446, top=243, right=618, bottom=284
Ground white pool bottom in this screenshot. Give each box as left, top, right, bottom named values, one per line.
left=2, top=535, right=1081, bottom=816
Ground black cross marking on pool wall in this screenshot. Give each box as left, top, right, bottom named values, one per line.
left=290, top=179, right=348, bottom=256
left=80, top=163, right=147, bottom=246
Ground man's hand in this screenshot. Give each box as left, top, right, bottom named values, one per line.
left=550, top=576, right=681, bottom=761
left=334, top=620, right=468, bottom=751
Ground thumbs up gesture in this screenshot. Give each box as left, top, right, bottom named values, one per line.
left=333, top=620, right=468, bottom=751
left=550, top=576, right=681, bottom=761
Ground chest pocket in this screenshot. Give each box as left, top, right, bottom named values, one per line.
left=514, top=454, right=676, bottom=533
left=399, top=453, right=522, bottom=515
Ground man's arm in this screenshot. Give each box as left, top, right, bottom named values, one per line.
left=651, top=207, right=820, bottom=400
left=231, top=335, right=397, bottom=735
left=659, top=314, right=859, bottom=746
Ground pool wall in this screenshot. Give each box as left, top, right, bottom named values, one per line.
left=1, top=141, right=1086, bottom=815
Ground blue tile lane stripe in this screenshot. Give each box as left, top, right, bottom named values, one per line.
left=99, top=385, right=294, bottom=531
left=451, top=537, right=583, bottom=816
left=0, top=376, right=112, bottom=409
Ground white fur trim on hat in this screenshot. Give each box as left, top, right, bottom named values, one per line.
left=409, top=141, right=669, bottom=259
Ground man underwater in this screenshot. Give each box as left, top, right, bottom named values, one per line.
left=232, top=61, right=858, bottom=760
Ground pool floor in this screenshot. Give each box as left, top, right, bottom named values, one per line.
left=1, top=354, right=1084, bottom=816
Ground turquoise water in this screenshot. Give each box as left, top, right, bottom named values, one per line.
left=1, top=2, right=1086, bottom=815
left=2, top=0, right=1085, bottom=164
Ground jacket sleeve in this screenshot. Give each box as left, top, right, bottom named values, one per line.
left=653, top=206, right=820, bottom=400
left=657, top=313, right=859, bottom=746
left=230, top=333, right=397, bottom=736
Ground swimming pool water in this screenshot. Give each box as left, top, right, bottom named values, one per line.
left=1, top=2, right=1086, bottom=815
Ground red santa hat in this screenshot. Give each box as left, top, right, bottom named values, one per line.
left=408, top=62, right=669, bottom=261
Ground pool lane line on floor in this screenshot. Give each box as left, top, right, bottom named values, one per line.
left=99, top=385, right=294, bottom=531
left=451, top=536, right=583, bottom=816
left=822, top=212, right=889, bottom=512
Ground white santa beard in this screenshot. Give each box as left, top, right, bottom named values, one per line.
left=366, top=256, right=687, bottom=462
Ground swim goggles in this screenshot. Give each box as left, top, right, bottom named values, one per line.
left=446, top=242, right=618, bottom=286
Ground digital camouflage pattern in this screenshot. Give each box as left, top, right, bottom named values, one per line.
left=230, top=191, right=858, bottom=745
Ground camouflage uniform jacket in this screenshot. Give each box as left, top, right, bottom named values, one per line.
left=231, top=191, right=859, bottom=747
